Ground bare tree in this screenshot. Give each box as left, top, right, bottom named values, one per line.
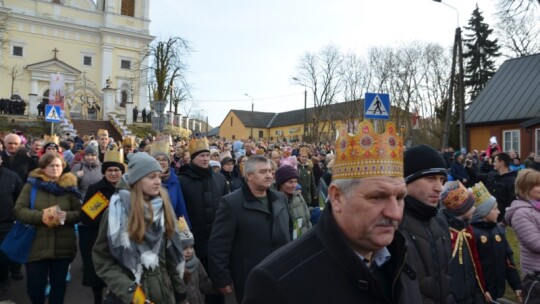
left=9, top=65, right=24, bottom=96
left=293, top=44, right=343, bottom=142
left=496, top=0, right=540, bottom=57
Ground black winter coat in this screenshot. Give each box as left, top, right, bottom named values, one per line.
left=0, top=167, right=23, bottom=234
left=470, top=221, right=521, bottom=299
left=178, top=164, right=228, bottom=264
left=219, top=169, right=242, bottom=194
left=244, top=206, right=422, bottom=304
left=399, top=197, right=454, bottom=304
left=79, top=177, right=117, bottom=287
left=208, top=185, right=291, bottom=302
left=1, top=149, right=37, bottom=183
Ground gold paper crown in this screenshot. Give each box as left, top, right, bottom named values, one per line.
left=103, top=144, right=124, bottom=164
left=471, top=182, right=494, bottom=206
left=149, top=138, right=171, bottom=158
left=188, top=137, right=210, bottom=156
left=333, top=121, right=403, bottom=180
left=442, top=181, right=473, bottom=210
left=122, top=135, right=136, bottom=147
left=44, top=135, right=60, bottom=145
left=178, top=216, right=189, bottom=233
left=97, top=129, right=109, bottom=137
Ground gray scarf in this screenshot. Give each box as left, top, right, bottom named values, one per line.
left=107, top=189, right=185, bottom=283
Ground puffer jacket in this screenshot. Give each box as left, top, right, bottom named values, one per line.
left=505, top=199, right=540, bottom=275
left=71, top=160, right=102, bottom=199
left=287, top=192, right=312, bottom=239
left=13, top=169, right=81, bottom=262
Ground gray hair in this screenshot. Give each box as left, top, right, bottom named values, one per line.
left=244, top=155, right=271, bottom=176
left=330, top=178, right=363, bottom=197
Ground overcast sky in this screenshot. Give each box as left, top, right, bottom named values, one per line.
left=149, top=0, right=497, bottom=127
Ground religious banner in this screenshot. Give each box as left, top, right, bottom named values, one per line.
left=49, top=73, right=65, bottom=109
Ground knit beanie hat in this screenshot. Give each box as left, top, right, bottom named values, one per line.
left=125, top=152, right=162, bottom=186
left=221, top=157, right=234, bottom=166
left=209, top=160, right=221, bottom=169
left=84, top=146, right=97, bottom=155
left=471, top=182, right=497, bottom=223
left=441, top=181, right=475, bottom=216
left=404, top=145, right=447, bottom=184
left=178, top=216, right=194, bottom=248
left=275, top=165, right=299, bottom=189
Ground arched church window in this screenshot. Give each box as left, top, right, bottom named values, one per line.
left=121, top=90, right=128, bottom=107
left=121, top=0, right=135, bottom=17
left=43, top=90, right=50, bottom=104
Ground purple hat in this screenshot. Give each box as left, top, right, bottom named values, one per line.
left=275, top=165, right=298, bottom=189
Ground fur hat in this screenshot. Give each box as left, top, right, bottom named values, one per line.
left=125, top=152, right=162, bottom=186
left=441, top=181, right=475, bottom=216
left=404, top=145, right=448, bottom=184
left=274, top=165, right=298, bottom=189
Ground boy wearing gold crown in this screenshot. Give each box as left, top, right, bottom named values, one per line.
left=441, top=181, right=492, bottom=303
left=243, top=122, right=422, bottom=303
left=469, top=182, right=522, bottom=302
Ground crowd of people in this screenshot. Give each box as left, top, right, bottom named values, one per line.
left=0, top=98, right=26, bottom=115
left=0, top=124, right=539, bottom=303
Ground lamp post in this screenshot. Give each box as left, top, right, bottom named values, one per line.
left=292, top=77, right=307, bottom=141
left=434, top=0, right=465, bottom=151
left=245, top=93, right=254, bottom=139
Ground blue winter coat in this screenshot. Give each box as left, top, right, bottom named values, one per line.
left=163, top=170, right=191, bottom=227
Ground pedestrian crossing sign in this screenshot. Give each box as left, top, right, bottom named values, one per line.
left=45, top=105, right=61, bottom=123
left=364, top=93, right=390, bottom=120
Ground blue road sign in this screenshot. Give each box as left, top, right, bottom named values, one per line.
left=45, top=105, right=62, bottom=123
left=364, top=93, right=390, bottom=120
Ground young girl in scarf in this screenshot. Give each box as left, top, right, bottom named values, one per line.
left=92, top=152, right=187, bottom=303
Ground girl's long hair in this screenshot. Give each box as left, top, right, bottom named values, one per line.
left=128, top=182, right=177, bottom=243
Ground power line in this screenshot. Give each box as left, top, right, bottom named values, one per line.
left=188, top=92, right=303, bottom=103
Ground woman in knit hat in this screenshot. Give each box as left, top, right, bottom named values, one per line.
left=79, top=145, right=125, bottom=304
left=441, top=180, right=492, bottom=303
left=92, top=152, right=187, bottom=303
left=71, top=145, right=102, bottom=199
left=469, top=182, right=522, bottom=302
left=274, top=165, right=312, bottom=239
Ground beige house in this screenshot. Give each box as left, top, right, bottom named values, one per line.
left=0, top=0, right=153, bottom=118
left=219, top=100, right=407, bottom=142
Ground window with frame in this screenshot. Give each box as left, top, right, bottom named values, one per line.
left=83, top=56, right=92, bottom=66
left=120, top=60, right=131, bottom=70
left=12, top=46, right=23, bottom=57
left=503, top=130, right=520, bottom=156
left=121, top=0, right=135, bottom=17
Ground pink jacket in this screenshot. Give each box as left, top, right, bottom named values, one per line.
left=505, top=199, right=540, bottom=275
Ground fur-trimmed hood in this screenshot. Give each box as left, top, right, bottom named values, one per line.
left=29, top=168, right=78, bottom=188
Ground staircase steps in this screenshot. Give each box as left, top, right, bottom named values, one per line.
left=71, top=119, right=123, bottom=141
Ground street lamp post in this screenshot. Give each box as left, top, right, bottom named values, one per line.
left=245, top=93, right=254, bottom=139
left=434, top=0, right=466, bottom=151
left=292, top=77, right=307, bottom=141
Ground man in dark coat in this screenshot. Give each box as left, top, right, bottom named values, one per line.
left=0, top=157, right=23, bottom=291
left=209, top=155, right=291, bottom=302
left=177, top=137, right=228, bottom=270
left=132, top=106, right=138, bottom=123
left=243, top=122, right=422, bottom=304
left=2, top=133, right=37, bottom=183
left=400, top=144, right=454, bottom=303
left=141, top=108, right=147, bottom=123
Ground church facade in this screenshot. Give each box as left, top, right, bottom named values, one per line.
left=0, top=0, right=154, bottom=119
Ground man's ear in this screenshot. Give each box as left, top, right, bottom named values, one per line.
left=328, top=184, right=342, bottom=212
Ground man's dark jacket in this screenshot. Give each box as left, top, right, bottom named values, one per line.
left=0, top=167, right=23, bottom=234
left=1, top=149, right=36, bottom=182
left=471, top=170, right=517, bottom=222
left=243, top=206, right=422, bottom=304
left=208, top=184, right=291, bottom=302
left=399, top=196, right=454, bottom=303
left=178, top=163, right=228, bottom=265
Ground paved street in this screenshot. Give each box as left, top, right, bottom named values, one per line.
left=0, top=252, right=93, bottom=304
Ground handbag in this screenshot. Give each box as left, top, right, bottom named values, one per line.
left=0, top=186, right=38, bottom=264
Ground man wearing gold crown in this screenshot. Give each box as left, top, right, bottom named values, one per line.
left=96, top=129, right=109, bottom=163
left=243, top=121, right=421, bottom=303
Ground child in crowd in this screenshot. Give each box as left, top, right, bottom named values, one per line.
left=179, top=217, right=218, bottom=304
left=469, top=182, right=522, bottom=302
left=441, top=181, right=492, bottom=303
